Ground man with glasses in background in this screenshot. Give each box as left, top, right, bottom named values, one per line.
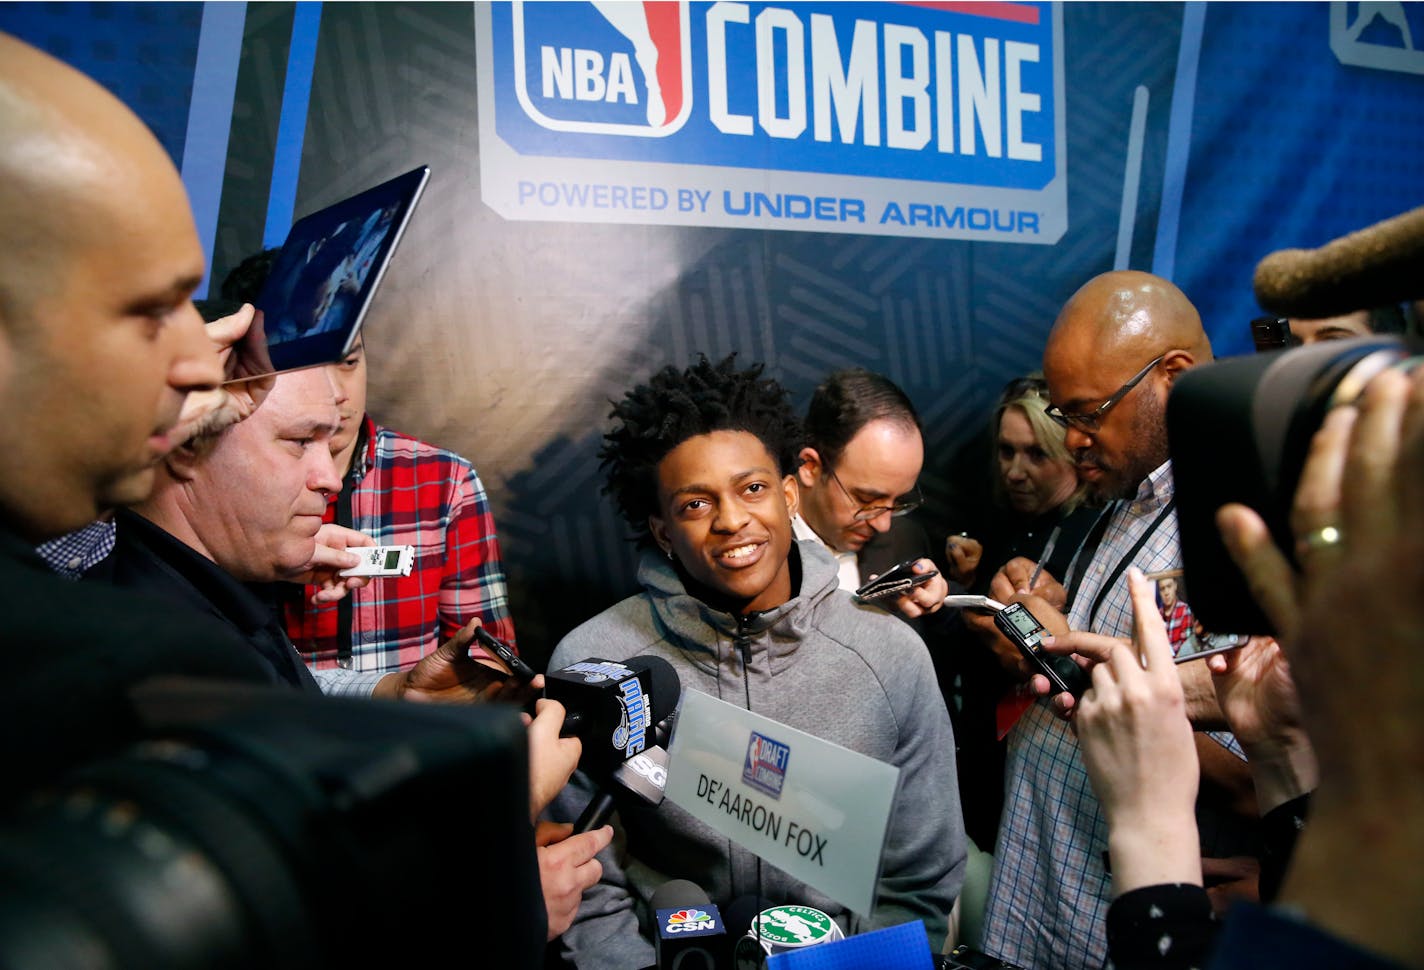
left=794, top=368, right=950, bottom=621
left=972, top=270, right=1252, bottom=969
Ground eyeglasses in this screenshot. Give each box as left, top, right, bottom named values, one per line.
left=826, top=467, right=922, bottom=522
left=1045, top=353, right=1166, bottom=434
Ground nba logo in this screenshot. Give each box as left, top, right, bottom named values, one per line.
left=511, top=1, right=692, bottom=136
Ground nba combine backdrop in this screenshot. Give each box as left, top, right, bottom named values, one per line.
left=477, top=2, right=1066, bottom=242
left=2, top=2, right=1420, bottom=663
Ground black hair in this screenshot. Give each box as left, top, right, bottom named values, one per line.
left=802, top=368, right=921, bottom=467
left=219, top=247, right=282, bottom=304
left=601, top=354, right=802, bottom=543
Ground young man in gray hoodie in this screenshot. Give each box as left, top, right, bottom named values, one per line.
left=549, top=355, right=966, bottom=968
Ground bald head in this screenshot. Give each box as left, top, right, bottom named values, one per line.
left=0, top=34, right=219, bottom=540
left=0, top=34, right=197, bottom=330
left=1046, top=271, right=1211, bottom=370
left=1042, top=271, right=1212, bottom=502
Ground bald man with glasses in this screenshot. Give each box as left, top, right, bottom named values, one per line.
left=794, top=368, right=950, bottom=620
left=973, top=271, right=1254, bottom=969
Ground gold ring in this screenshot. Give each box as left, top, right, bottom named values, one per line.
left=1300, top=525, right=1344, bottom=551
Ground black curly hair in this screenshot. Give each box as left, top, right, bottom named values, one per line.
left=601, top=354, right=803, bottom=544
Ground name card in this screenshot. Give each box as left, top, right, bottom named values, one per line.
left=665, top=689, right=900, bottom=916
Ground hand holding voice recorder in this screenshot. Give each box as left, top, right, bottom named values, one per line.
left=993, top=601, right=1090, bottom=700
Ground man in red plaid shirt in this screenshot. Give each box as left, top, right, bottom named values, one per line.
left=282, top=335, right=517, bottom=694
left=1156, top=574, right=1193, bottom=651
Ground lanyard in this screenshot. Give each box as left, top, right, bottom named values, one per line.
left=1064, top=497, right=1177, bottom=630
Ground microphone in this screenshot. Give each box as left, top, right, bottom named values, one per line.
left=651, top=879, right=725, bottom=970
left=731, top=903, right=844, bottom=967
left=1253, top=205, right=1424, bottom=318
left=545, top=654, right=680, bottom=776
left=544, top=655, right=679, bottom=832
left=575, top=724, right=674, bottom=834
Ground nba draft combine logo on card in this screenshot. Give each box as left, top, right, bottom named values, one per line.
left=475, top=1, right=1068, bottom=242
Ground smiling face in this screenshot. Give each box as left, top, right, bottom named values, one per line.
left=996, top=406, right=1078, bottom=516
left=648, top=430, right=799, bottom=614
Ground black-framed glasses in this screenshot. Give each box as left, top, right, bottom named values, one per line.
left=826, top=467, right=922, bottom=522
left=1045, top=353, right=1167, bottom=433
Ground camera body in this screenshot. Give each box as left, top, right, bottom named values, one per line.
left=1169, top=335, right=1419, bottom=632
left=0, top=682, right=545, bottom=969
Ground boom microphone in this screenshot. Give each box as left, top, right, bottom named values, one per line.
left=1253, top=205, right=1424, bottom=318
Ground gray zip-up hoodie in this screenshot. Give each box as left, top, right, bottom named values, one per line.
left=550, top=539, right=967, bottom=968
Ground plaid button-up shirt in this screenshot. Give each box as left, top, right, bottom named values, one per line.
left=983, top=461, right=1180, bottom=969
left=284, top=417, right=517, bottom=695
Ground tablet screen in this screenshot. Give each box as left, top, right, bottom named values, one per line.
left=254, top=165, right=429, bottom=373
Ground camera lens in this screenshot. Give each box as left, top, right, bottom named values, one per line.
left=1169, top=336, right=1421, bottom=633
left=0, top=741, right=316, bottom=970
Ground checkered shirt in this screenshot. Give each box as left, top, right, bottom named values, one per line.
left=982, top=461, right=1181, bottom=969
left=35, top=519, right=117, bottom=580
left=284, top=418, right=516, bottom=695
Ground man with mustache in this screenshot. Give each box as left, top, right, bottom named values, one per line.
left=973, top=271, right=1242, bottom=969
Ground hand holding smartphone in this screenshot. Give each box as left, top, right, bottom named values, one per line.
left=1142, top=570, right=1249, bottom=664
left=473, top=626, right=537, bottom=683
left=855, top=557, right=939, bottom=604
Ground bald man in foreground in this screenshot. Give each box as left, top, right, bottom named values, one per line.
left=0, top=35, right=607, bottom=947
left=0, top=33, right=283, bottom=793
left=972, top=271, right=1235, bottom=968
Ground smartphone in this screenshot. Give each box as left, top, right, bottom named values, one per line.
left=994, top=602, right=1089, bottom=699
left=473, top=626, right=537, bottom=682
left=1250, top=315, right=1298, bottom=353
left=855, top=558, right=939, bottom=603
left=1143, top=570, right=1250, bottom=664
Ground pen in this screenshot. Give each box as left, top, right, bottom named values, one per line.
left=1027, top=524, right=1063, bottom=590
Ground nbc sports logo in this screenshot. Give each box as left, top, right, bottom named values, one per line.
left=664, top=908, right=718, bottom=933
left=512, top=1, right=693, bottom=136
